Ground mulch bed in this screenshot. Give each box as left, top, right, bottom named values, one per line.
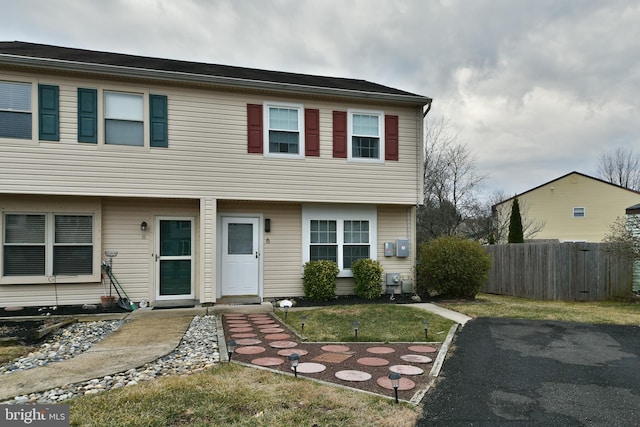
left=222, top=312, right=440, bottom=403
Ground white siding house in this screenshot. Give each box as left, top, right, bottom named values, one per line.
left=0, top=42, right=431, bottom=308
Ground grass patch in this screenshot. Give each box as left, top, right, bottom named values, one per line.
left=0, top=344, right=35, bottom=364
left=69, top=363, right=420, bottom=427
left=275, top=304, right=455, bottom=342
left=440, top=293, right=640, bottom=325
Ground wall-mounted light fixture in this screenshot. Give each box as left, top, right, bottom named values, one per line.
left=265, top=218, right=271, bottom=233
left=141, top=221, right=148, bottom=232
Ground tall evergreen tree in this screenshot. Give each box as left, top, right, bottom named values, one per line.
left=508, top=197, right=524, bottom=243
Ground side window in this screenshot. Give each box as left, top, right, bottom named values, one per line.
left=573, top=207, right=585, bottom=218
left=348, top=110, right=384, bottom=161
left=104, top=91, right=144, bottom=146
left=265, top=103, right=304, bottom=156
left=0, top=81, right=32, bottom=139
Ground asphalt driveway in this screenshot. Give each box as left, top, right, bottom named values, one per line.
left=419, top=318, right=640, bottom=426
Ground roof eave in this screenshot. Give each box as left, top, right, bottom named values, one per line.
left=0, top=54, right=432, bottom=106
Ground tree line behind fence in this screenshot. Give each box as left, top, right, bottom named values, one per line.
left=483, top=242, right=633, bottom=301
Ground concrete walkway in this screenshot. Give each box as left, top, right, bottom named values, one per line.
left=0, top=301, right=469, bottom=402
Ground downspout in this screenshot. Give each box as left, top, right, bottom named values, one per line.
left=414, top=100, right=432, bottom=289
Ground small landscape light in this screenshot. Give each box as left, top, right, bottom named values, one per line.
left=279, top=299, right=293, bottom=320
left=288, top=353, right=300, bottom=377
left=423, top=320, right=429, bottom=341
left=227, top=340, right=237, bottom=361
left=353, top=320, right=360, bottom=340
left=389, top=372, right=401, bottom=403
left=300, top=314, right=307, bottom=332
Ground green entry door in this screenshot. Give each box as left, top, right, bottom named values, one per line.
left=156, top=217, right=194, bottom=299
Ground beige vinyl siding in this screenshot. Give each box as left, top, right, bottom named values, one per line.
left=200, top=197, right=216, bottom=303
left=377, top=204, right=416, bottom=278
left=0, top=70, right=422, bottom=205
left=496, top=173, right=640, bottom=242
left=101, top=198, right=199, bottom=303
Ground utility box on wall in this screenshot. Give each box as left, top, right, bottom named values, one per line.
left=384, top=242, right=395, bottom=257
left=396, top=239, right=409, bottom=257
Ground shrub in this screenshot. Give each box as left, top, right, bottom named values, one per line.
left=351, top=258, right=384, bottom=300
left=302, top=260, right=339, bottom=301
left=416, top=236, right=492, bottom=299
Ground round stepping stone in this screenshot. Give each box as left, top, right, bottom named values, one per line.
left=228, top=327, right=254, bottom=333
left=269, top=341, right=298, bottom=349
left=248, top=314, right=270, bottom=318
left=235, top=346, right=266, bottom=355
left=226, top=320, right=251, bottom=324
left=224, top=314, right=246, bottom=318
left=296, top=362, right=326, bottom=374
left=252, top=357, right=284, bottom=367
left=253, top=320, right=277, bottom=325
left=235, top=338, right=262, bottom=346
left=376, top=376, right=416, bottom=391
left=408, top=345, right=438, bottom=353
left=231, top=333, right=258, bottom=338
left=335, top=370, right=372, bottom=382
left=400, top=354, right=433, bottom=364
left=367, top=346, right=396, bottom=354
left=389, top=365, right=424, bottom=375
left=277, top=348, right=309, bottom=357
left=357, top=357, right=389, bottom=367
left=264, top=333, right=292, bottom=340
left=259, top=327, right=285, bottom=333
left=321, top=344, right=350, bottom=353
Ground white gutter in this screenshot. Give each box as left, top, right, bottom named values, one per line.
left=0, top=54, right=432, bottom=106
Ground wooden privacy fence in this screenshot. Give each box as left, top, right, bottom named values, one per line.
left=483, top=243, right=632, bottom=301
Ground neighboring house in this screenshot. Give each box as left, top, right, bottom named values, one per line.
left=493, top=171, right=640, bottom=243
left=624, top=204, right=640, bottom=293
left=0, top=42, right=431, bottom=308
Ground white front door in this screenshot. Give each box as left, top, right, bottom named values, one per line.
left=155, top=217, right=195, bottom=300
left=221, top=217, right=260, bottom=296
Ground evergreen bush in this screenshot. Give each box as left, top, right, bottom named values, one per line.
left=302, top=260, right=339, bottom=301
left=416, top=236, right=493, bottom=299
left=351, top=258, right=384, bottom=300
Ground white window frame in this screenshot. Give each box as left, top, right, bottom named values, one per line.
left=263, top=101, right=305, bottom=158
left=348, top=109, right=385, bottom=163
left=302, top=204, right=377, bottom=277
left=104, top=90, right=145, bottom=147
left=573, top=207, right=585, bottom=218
left=1, top=211, right=100, bottom=285
left=0, top=79, right=34, bottom=141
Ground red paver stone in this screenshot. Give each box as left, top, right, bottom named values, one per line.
left=235, top=338, right=262, bottom=346
left=357, top=357, right=390, bottom=367
left=268, top=341, right=298, bottom=349
left=321, top=344, right=351, bottom=353
left=224, top=314, right=246, bottom=318
left=366, top=346, right=396, bottom=354
left=264, top=333, right=292, bottom=340
left=252, top=320, right=277, bottom=325
left=228, top=327, right=254, bottom=333
left=235, top=346, right=266, bottom=355
left=296, top=362, right=326, bottom=374
left=400, top=354, right=433, bottom=364
left=277, top=348, right=309, bottom=357
left=335, top=370, right=372, bottom=382
left=376, top=376, right=416, bottom=391
left=248, top=314, right=270, bottom=319
left=408, top=345, right=438, bottom=353
left=389, top=365, right=424, bottom=375
left=252, top=357, right=284, bottom=366
left=259, top=327, right=285, bottom=333
left=226, top=320, right=251, bottom=324
left=230, top=333, right=258, bottom=338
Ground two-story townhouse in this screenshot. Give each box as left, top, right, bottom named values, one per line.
left=0, top=42, right=431, bottom=309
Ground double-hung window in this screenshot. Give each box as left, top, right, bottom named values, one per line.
left=265, top=102, right=304, bottom=156
left=3, top=213, right=94, bottom=278
left=303, top=205, right=377, bottom=276
left=104, top=91, right=144, bottom=146
left=0, top=81, right=32, bottom=139
left=349, top=110, right=384, bottom=161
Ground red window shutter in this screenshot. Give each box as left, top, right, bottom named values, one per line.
left=333, top=111, right=347, bottom=158
left=247, top=104, right=263, bottom=153
left=385, top=115, right=399, bottom=161
left=305, top=109, right=320, bottom=157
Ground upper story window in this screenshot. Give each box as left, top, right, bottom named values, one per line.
left=105, top=91, right=144, bottom=146
left=348, top=110, right=384, bottom=162
left=573, top=207, right=585, bottom=218
left=0, top=81, right=32, bottom=139
left=264, top=102, right=304, bottom=157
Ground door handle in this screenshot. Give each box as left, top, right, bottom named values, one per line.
left=255, top=252, right=259, bottom=259
left=155, top=254, right=160, bottom=261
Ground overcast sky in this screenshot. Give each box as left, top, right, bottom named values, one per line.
left=2, top=0, right=639, bottom=200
